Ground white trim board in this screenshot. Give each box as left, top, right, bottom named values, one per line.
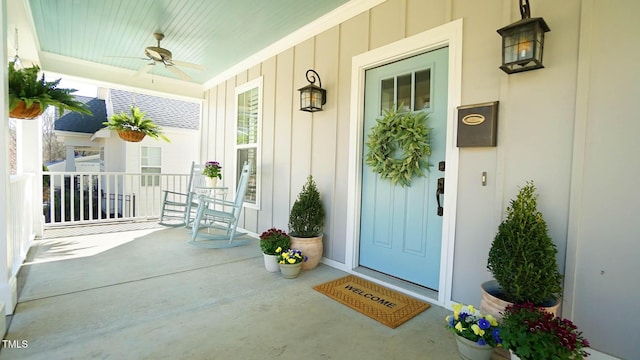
left=345, top=19, right=463, bottom=307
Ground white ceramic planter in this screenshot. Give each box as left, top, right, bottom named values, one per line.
left=263, top=253, right=279, bottom=272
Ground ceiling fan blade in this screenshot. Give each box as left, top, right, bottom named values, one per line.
left=171, top=60, right=204, bottom=71
left=166, top=65, right=192, bottom=81
left=134, top=63, right=155, bottom=77
left=145, top=48, right=162, bottom=60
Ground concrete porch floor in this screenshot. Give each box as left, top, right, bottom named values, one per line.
left=1, top=223, right=459, bottom=359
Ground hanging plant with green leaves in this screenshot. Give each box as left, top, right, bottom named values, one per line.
left=365, top=105, right=432, bottom=187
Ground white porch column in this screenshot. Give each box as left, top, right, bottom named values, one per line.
left=0, top=0, right=18, bottom=318
left=15, top=118, right=44, bottom=237
left=65, top=145, right=76, bottom=171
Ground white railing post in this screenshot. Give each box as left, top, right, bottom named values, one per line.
left=15, top=114, right=44, bottom=237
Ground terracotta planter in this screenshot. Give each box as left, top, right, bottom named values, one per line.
left=9, top=101, right=43, bottom=119
left=480, top=280, right=560, bottom=320
left=279, top=262, right=302, bottom=279
left=117, top=129, right=146, bottom=142
left=480, top=280, right=560, bottom=360
left=454, top=335, right=493, bottom=360
left=263, top=253, right=280, bottom=272
left=289, top=234, right=323, bottom=270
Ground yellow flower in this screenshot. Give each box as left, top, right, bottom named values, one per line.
left=454, top=322, right=465, bottom=332
left=288, top=258, right=296, bottom=264
left=486, top=314, right=498, bottom=326
left=279, top=260, right=285, bottom=264
left=445, top=315, right=450, bottom=323
left=452, top=303, right=463, bottom=320
left=467, top=304, right=475, bottom=315
left=471, top=324, right=485, bottom=336
left=275, top=247, right=282, bottom=253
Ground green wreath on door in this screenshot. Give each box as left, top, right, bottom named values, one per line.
left=365, top=105, right=432, bottom=187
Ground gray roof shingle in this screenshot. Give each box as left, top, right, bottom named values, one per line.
left=54, top=90, right=201, bottom=134
left=54, top=96, right=107, bottom=133
left=110, top=89, right=200, bottom=130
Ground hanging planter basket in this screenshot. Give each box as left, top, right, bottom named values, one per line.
left=9, top=101, right=44, bottom=119
left=117, top=129, right=146, bottom=142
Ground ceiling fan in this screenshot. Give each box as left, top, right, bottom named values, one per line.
left=133, top=32, right=203, bottom=81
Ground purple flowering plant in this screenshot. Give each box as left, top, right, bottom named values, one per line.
left=259, top=228, right=291, bottom=256
left=203, top=161, right=222, bottom=180
left=445, top=303, right=502, bottom=347
left=501, top=302, right=590, bottom=359
left=275, top=248, right=308, bottom=265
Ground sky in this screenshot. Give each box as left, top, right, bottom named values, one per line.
left=58, top=79, right=98, bottom=97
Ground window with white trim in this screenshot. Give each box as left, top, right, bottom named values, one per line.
left=141, top=146, right=161, bottom=186
left=235, top=77, right=262, bottom=208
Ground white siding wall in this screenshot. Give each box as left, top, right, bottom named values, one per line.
left=104, top=129, right=199, bottom=175
left=201, top=1, right=637, bottom=357
left=564, top=1, right=640, bottom=358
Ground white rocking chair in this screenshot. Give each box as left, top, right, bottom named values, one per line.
left=188, top=161, right=251, bottom=248
left=159, top=161, right=210, bottom=227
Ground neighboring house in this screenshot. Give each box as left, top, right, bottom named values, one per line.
left=54, top=89, right=201, bottom=175
left=53, top=96, right=107, bottom=171
left=46, top=155, right=100, bottom=173
left=54, top=89, right=201, bottom=218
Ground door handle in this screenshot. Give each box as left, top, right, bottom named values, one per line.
left=436, top=177, right=444, bottom=216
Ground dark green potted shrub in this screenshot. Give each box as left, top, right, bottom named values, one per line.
left=259, top=228, right=291, bottom=272
left=482, top=181, right=563, bottom=321
left=482, top=181, right=563, bottom=359
left=8, top=61, right=92, bottom=119
left=288, top=175, right=325, bottom=270
left=103, top=105, right=170, bottom=142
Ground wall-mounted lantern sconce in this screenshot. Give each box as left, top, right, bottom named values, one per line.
left=298, top=69, right=326, bottom=112
left=497, top=0, right=550, bottom=74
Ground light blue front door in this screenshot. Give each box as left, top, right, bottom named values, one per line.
left=359, top=48, right=448, bottom=290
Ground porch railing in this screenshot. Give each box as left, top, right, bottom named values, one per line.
left=9, top=174, right=34, bottom=279
left=43, top=171, right=191, bottom=227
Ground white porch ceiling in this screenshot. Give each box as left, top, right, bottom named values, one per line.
left=7, top=0, right=350, bottom=97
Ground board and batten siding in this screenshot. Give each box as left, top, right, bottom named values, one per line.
left=200, top=1, right=636, bottom=357
left=200, top=0, right=456, bottom=266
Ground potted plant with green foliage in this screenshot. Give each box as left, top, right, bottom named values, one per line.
left=259, top=228, right=291, bottom=272
left=480, top=182, right=563, bottom=360
left=103, top=105, right=170, bottom=143
left=8, top=61, right=92, bottom=119
left=288, top=175, right=325, bottom=270
left=275, top=248, right=307, bottom=279
left=445, top=303, right=502, bottom=360
left=202, top=161, right=222, bottom=187
left=482, top=181, right=563, bottom=323
left=501, top=302, right=590, bottom=360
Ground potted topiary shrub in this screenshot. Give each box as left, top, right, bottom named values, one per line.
left=103, top=105, right=170, bottom=142
left=482, top=181, right=563, bottom=360
left=288, top=175, right=325, bottom=270
left=482, top=181, right=563, bottom=320
left=8, top=61, right=92, bottom=119
left=259, top=228, right=291, bottom=273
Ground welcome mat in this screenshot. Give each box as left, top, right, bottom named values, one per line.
left=313, top=275, right=430, bottom=328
